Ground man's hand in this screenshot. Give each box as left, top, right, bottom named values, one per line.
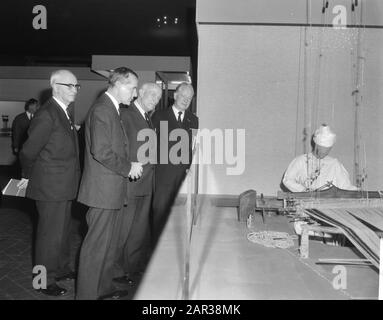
left=128, top=162, right=143, bottom=181
left=17, top=178, right=29, bottom=189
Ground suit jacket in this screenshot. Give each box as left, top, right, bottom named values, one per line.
left=151, top=107, right=199, bottom=184
left=11, top=112, right=30, bottom=153
left=20, top=98, right=80, bottom=201
left=120, top=102, right=156, bottom=197
left=77, top=93, right=131, bottom=210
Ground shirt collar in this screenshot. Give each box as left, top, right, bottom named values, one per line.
left=134, top=100, right=147, bottom=119
left=26, top=111, right=32, bottom=120
left=308, top=152, right=331, bottom=162
left=53, top=96, right=70, bottom=119
left=172, top=105, right=185, bottom=121
left=105, top=91, right=120, bottom=114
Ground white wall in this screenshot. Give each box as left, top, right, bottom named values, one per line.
left=197, top=0, right=383, bottom=27
left=196, top=24, right=383, bottom=196
left=0, top=101, right=25, bottom=127
left=0, top=78, right=107, bottom=124
left=0, top=68, right=158, bottom=124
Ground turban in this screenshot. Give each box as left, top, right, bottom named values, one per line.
left=313, top=125, right=336, bottom=148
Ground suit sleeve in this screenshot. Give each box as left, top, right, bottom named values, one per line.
left=11, top=117, right=18, bottom=151
left=120, top=110, right=137, bottom=163
left=151, top=110, right=160, bottom=131
left=20, top=111, right=53, bottom=178
left=89, top=107, right=131, bottom=177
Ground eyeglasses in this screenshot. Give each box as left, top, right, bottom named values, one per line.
left=56, top=83, right=81, bottom=90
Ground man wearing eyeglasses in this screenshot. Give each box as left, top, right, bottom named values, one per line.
left=18, top=70, right=81, bottom=297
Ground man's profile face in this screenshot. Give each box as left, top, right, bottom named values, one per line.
left=140, top=88, right=162, bottom=112
left=117, top=76, right=138, bottom=105
left=54, top=72, right=79, bottom=105
left=314, top=144, right=332, bottom=159
left=174, top=86, right=194, bottom=111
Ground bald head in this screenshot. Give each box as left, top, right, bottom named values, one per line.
left=137, top=82, right=162, bottom=112
left=50, top=70, right=79, bottom=106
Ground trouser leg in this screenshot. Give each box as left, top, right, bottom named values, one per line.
left=123, top=195, right=152, bottom=274
left=76, top=207, right=124, bottom=300
left=34, top=200, right=72, bottom=286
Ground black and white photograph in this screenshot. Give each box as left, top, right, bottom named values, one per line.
left=0, top=0, right=382, bottom=305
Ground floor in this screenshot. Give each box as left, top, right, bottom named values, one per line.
left=0, top=166, right=380, bottom=300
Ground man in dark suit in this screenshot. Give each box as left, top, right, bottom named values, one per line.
left=76, top=67, right=142, bottom=300
left=11, top=98, right=38, bottom=155
left=18, top=70, right=81, bottom=296
left=115, top=83, right=162, bottom=286
left=151, top=82, right=199, bottom=249
left=11, top=98, right=39, bottom=178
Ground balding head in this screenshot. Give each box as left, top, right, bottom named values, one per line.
left=50, top=70, right=76, bottom=87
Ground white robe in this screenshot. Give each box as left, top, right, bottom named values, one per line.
left=283, top=153, right=357, bottom=192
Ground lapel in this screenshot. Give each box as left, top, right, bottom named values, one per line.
left=51, top=98, right=73, bottom=133
left=23, top=112, right=31, bottom=123
left=50, top=98, right=79, bottom=156
left=168, top=107, right=183, bottom=129
left=132, top=102, right=151, bottom=129
left=183, top=111, right=192, bottom=130
left=102, top=93, right=129, bottom=141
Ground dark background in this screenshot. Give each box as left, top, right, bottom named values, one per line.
left=0, top=0, right=197, bottom=66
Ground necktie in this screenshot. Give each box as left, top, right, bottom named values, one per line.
left=65, top=110, right=73, bottom=130
left=177, top=111, right=183, bottom=124
left=144, top=112, right=151, bottom=127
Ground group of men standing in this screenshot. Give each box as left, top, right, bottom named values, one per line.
left=17, top=67, right=198, bottom=299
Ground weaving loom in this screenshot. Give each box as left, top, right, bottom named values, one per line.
left=278, top=186, right=383, bottom=269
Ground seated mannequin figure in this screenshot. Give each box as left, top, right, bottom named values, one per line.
left=282, top=124, right=358, bottom=193
left=282, top=124, right=358, bottom=238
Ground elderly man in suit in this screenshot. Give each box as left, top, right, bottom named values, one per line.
left=19, top=70, right=81, bottom=296
left=115, top=83, right=162, bottom=286
left=76, top=67, right=142, bottom=300
left=151, top=82, right=199, bottom=249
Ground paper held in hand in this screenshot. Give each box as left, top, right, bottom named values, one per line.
left=1, top=179, right=26, bottom=197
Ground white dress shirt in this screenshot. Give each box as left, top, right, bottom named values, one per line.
left=134, top=100, right=147, bottom=120
left=283, top=153, right=358, bottom=192
left=53, top=96, right=71, bottom=120
left=172, top=106, right=184, bottom=122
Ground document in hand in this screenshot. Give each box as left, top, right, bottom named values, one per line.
left=1, top=179, right=26, bottom=197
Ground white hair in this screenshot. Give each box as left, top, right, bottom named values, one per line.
left=140, top=82, right=161, bottom=94
left=50, top=70, right=75, bottom=87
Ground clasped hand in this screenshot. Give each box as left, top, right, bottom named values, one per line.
left=128, top=162, right=143, bottom=181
